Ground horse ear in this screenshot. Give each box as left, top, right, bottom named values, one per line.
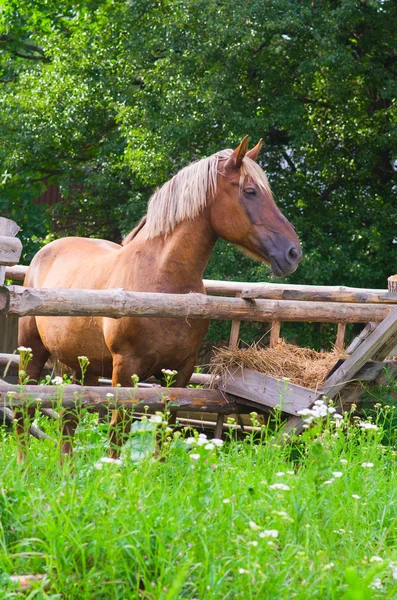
left=224, top=136, right=249, bottom=171
left=246, top=139, right=263, bottom=162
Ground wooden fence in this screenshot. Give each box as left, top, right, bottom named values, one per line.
left=5, top=263, right=397, bottom=352
left=2, top=216, right=397, bottom=437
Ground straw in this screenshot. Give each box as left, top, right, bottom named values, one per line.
left=210, top=339, right=344, bottom=390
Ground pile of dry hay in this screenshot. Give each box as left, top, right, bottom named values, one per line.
left=210, top=340, right=344, bottom=390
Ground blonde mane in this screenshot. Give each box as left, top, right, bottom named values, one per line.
left=132, top=149, right=272, bottom=241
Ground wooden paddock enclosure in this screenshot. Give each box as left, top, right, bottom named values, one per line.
left=2, top=216, right=397, bottom=440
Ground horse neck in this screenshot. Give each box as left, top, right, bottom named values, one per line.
left=124, top=211, right=217, bottom=292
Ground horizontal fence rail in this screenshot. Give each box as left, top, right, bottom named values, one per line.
left=0, top=285, right=394, bottom=323
left=0, top=380, right=241, bottom=413
left=5, top=264, right=395, bottom=303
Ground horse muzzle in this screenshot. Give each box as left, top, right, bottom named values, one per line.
left=270, top=244, right=302, bottom=277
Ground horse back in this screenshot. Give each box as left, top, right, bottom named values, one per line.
left=24, top=236, right=120, bottom=290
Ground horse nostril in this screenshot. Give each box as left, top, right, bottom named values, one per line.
left=287, top=246, right=300, bottom=262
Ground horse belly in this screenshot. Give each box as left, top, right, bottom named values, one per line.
left=36, top=315, right=113, bottom=376
left=104, top=316, right=209, bottom=375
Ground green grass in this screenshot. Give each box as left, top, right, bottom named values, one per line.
left=1, top=401, right=397, bottom=599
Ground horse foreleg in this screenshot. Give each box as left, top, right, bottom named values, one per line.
left=109, top=408, right=132, bottom=458
left=109, top=353, right=144, bottom=458
left=15, top=317, right=50, bottom=461
left=60, top=409, right=80, bottom=457
left=18, top=316, right=51, bottom=382
left=166, top=355, right=199, bottom=426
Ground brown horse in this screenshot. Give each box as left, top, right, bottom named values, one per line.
left=18, top=136, right=302, bottom=453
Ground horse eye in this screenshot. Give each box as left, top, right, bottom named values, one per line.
left=244, top=188, right=256, bottom=196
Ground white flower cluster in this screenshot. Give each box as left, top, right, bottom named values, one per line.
left=297, top=399, right=342, bottom=426
left=94, top=456, right=122, bottom=469
left=51, top=376, right=64, bottom=385
left=269, top=483, right=290, bottom=491
left=389, top=561, right=397, bottom=580
left=358, top=421, right=379, bottom=431
left=249, top=521, right=279, bottom=538
left=17, top=346, right=32, bottom=353
left=184, top=433, right=223, bottom=449
left=150, top=414, right=163, bottom=424
left=161, top=369, right=177, bottom=376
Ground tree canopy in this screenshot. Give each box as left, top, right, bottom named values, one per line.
left=1, top=0, right=397, bottom=343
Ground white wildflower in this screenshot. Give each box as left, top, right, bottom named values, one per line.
left=204, top=443, right=215, bottom=451
left=323, top=563, right=334, bottom=570
left=276, top=472, right=285, bottom=477
left=184, top=437, right=196, bottom=445
left=333, top=414, right=343, bottom=420
left=51, top=376, right=63, bottom=385
left=212, top=438, right=224, bottom=447
left=161, top=369, right=177, bottom=376
left=249, top=521, right=260, bottom=531
left=259, top=530, right=279, bottom=539
left=189, top=453, right=200, bottom=461
left=197, top=437, right=208, bottom=446
left=17, top=346, right=32, bottom=353
left=248, top=541, right=258, bottom=547
left=238, top=568, right=248, bottom=574
left=369, top=556, right=383, bottom=563
left=352, top=494, right=361, bottom=500
left=332, top=472, right=343, bottom=478
left=358, top=422, right=379, bottom=431
left=389, top=561, right=397, bottom=580
left=150, top=415, right=163, bottom=424
left=99, top=457, right=122, bottom=465
left=223, top=498, right=231, bottom=504
left=340, top=459, right=348, bottom=464
left=369, top=578, right=383, bottom=590
left=94, top=462, right=103, bottom=470
left=269, top=483, right=290, bottom=491
left=323, top=479, right=334, bottom=485
left=361, top=462, right=374, bottom=468
left=106, top=393, right=114, bottom=398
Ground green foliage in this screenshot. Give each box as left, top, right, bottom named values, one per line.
left=1, top=0, right=397, bottom=345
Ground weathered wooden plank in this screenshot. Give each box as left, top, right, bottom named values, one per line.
left=204, top=280, right=387, bottom=298
left=241, top=286, right=397, bottom=304
left=0, top=380, right=240, bottom=413
left=346, top=322, right=378, bottom=354
left=220, top=368, right=316, bottom=416
left=320, top=307, right=397, bottom=400
left=3, top=285, right=395, bottom=323
left=0, top=217, right=20, bottom=237
left=0, top=236, right=23, bottom=266
left=0, top=218, right=20, bottom=284
left=4, top=264, right=27, bottom=281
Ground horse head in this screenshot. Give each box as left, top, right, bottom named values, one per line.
left=210, top=136, right=302, bottom=277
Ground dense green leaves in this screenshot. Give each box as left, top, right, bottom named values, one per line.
left=1, top=0, right=397, bottom=342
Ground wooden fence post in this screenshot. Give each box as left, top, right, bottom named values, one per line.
left=269, top=320, right=281, bottom=348
left=335, top=322, right=346, bottom=351
left=228, top=293, right=241, bottom=348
